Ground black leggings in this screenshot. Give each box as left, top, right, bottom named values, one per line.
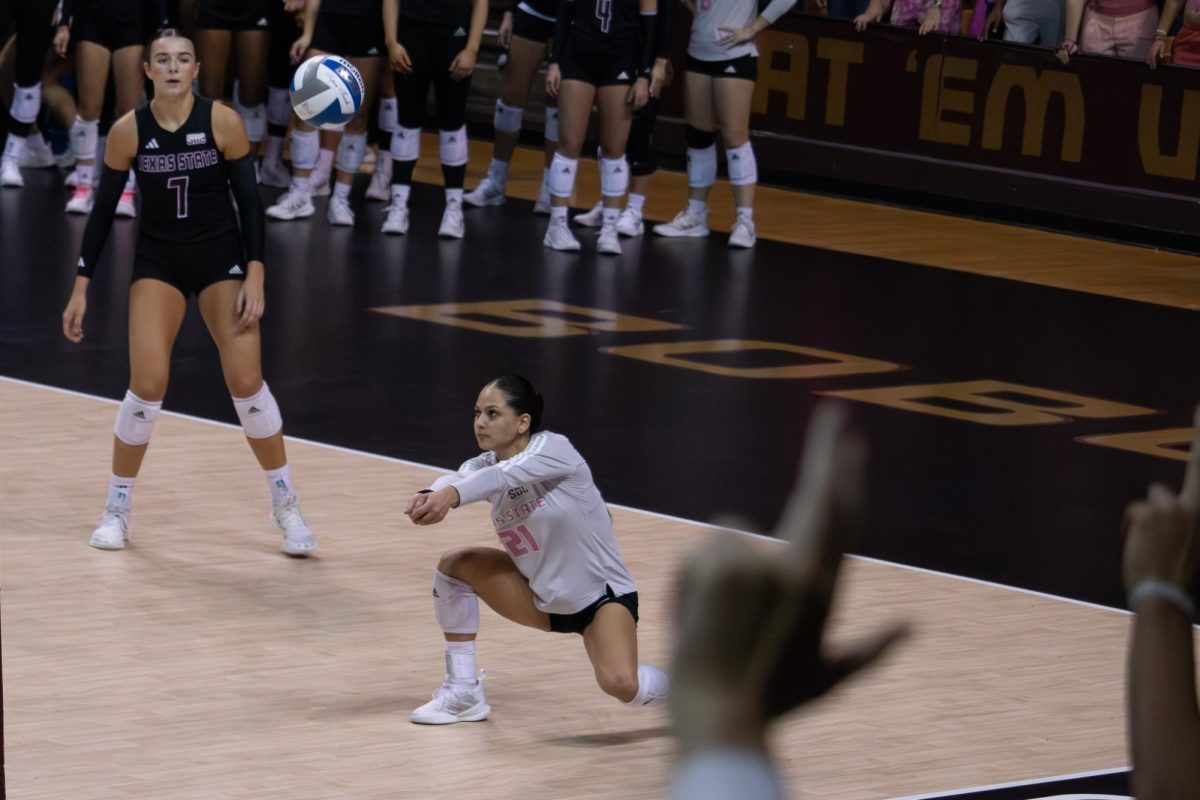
left=627, top=98, right=658, bottom=177
left=2, top=0, right=55, bottom=137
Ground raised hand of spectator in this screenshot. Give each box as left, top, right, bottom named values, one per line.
left=854, top=0, right=888, bottom=32
left=1146, top=36, right=1168, bottom=68
left=671, top=402, right=908, bottom=759
left=918, top=5, right=942, bottom=34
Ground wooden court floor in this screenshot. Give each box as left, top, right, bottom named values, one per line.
left=0, top=378, right=1140, bottom=799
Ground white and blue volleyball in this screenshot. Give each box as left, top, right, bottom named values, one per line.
left=289, top=55, right=364, bottom=130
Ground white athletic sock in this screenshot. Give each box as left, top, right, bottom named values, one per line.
left=76, top=163, right=95, bottom=186
left=106, top=474, right=135, bottom=513
left=626, top=193, right=646, bottom=213
left=488, top=158, right=509, bottom=183
left=551, top=205, right=567, bottom=222
left=2, top=134, right=25, bottom=162
left=736, top=206, right=754, bottom=223
left=290, top=175, right=311, bottom=195
left=602, top=207, right=619, bottom=225
left=315, top=148, right=334, bottom=175
left=333, top=181, right=351, bottom=200
left=390, top=184, right=411, bottom=206
left=445, top=187, right=463, bottom=205
left=124, top=172, right=136, bottom=191
left=265, top=135, right=284, bottom=164
left=265, top=465, right=297, bottom=509
left=445, top=640, right=477, bottom=683
left=686, top=199, right=708, bottom=219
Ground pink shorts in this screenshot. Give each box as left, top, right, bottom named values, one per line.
left=1172, top=23, right=1200, bottom=66
left=890, top=0, right=962, bottom=34
left=1080, top=3, right=1158, bottom=59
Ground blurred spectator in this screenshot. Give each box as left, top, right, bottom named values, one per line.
left=855, top=0, right=962, bottom=36
left=670, top=403, right=908, bottom=800
left=1122, top=406, right=1200, bottom=799
left=1147, top=0, right=1200, bottom=67
left=1058, top=0, right=1158, bottom=62
left=979, top=0, right=1063, bottom=44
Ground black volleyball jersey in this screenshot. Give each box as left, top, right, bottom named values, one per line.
left=400, top=0, right=471, bottom=26
left=569, top=0, right=643, bottom=43
left=319, top=0, right=381, bottom=18
left=133, top=98, right=240, bottom=245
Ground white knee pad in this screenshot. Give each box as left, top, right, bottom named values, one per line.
left=10, top=82, right=41, bottom=124
left=70, top=116, right=99, bottom=161
left=378, top=97, right=398, bottom=133
left=232, top=382, right=283, bottom=439
left=493, top=100, right=523, bottom=134
left=686, top=144, right=717, bottom=188
left=290, top=127, right=320, bottom=170
left=439, top=126, right=468, bottom=167
left=335, top=132, right=368, bottom=173
left=113, top=390, right=162, bottom=446
left=547, top=152, right=578, bottom=198
left=725, top=141, right=757, bottom=186
left=235, top=100, right=266, bottom=142
left=391, top=125, right=422, bottom=162
left=267, top=87, right=292, bottom=127
left=543, top=105, right=559, bottom=143
left=433, top=569, right=480, bottom=634
left=600, top=156, right=629, bottom=198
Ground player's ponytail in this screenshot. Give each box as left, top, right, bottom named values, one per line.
left=489, top=375, right=544, bottom=433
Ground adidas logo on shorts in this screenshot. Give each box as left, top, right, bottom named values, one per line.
left=257, top=17, right=268, bottom=26
left=454, top=26, right=467, bottom=36
left=368, top=46, right=379, bottom=54
left=229, top=264, right=244, bottom=275
left=617, top=71, right=630, bottom=80
left=725, top=65, right=737, bottom=74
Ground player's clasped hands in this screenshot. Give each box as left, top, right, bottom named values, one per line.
left=671, top=402, right=909, bottom=754
left=406, top=487, right=460, bottom=525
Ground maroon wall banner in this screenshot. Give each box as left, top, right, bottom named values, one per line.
left=652, top=14, right=1200, bottom=239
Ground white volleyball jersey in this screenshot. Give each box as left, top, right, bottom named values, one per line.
left=689, top=0, right=761, bottom=61
left=429, top=431, right=637, bottom=615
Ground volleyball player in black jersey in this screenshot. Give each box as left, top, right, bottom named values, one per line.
left=543, top=0, right=657, bottom=255
left=574, top=0, right=674, bottom=238
left=0, top=0, right=56, bottom=187
left=58, top=0, right=165, bottom=217
left=266, top=0, right=385, bottom=227
left=61, top=30, right=317, bottom=557
left=461, top=0, right=558, bottom=214
left=194, top=0, right=271, bottom=169
left=381, top=0, right=488, bottom=238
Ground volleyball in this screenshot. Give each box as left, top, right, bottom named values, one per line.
left=289, top=55, right=364, bottom=130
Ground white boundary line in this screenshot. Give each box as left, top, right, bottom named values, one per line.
left=884, top=766, right=1130, bottom=800
left=0, top=375, right=1131, bottom=615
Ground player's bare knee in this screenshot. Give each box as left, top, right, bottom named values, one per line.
left=128, top=378, right=167, bottom=402
left=226, top=375, right=264, bottom=399
left=596, top=669, right=639, bottom=703
left=436, top=547, right=477, bottom=580
left=721, top=131, right=749, bottom=150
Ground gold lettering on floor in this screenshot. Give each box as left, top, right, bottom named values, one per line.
left=602, top=339, right=903, bottom=379
left=371, top=300, right=682, bottom=338
left=1078, top=426, right=1194, bottom=461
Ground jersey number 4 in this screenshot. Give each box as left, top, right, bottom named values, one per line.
left=595, top=0, right=613, bottom=33
left=498, top=525, right=540, bottom=557
left=166, top=176, right=190, bottom=219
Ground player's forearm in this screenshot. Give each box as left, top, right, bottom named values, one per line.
left=467, top=0, right=489, bottom=52
left=1128, top=597, right=1200, bottom=798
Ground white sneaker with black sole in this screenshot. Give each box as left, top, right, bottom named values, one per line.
left=616, top=206, right=643, bottom=237
left=381, top=203, right=409, bottom=235
left=653, top=209, right=710, bottom=238
left=410, top=672, right=491, bottom=725
left=272, top=502, right=316, bottom=556
left=439, top=200, right=465, bottom=238
left=266, top=189, right=315, bottom=220
left=327, top=194, right=355, bottom=226
left=597, top=221, right=622, bottom=255
left=728, top=217, right=757, bottom=248
left=543, top=216, right=581, bottom=251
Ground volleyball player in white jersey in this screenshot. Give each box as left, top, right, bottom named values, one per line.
left=653, top=0, right=797, bottom=249
left=404, top=376, right=669, bottom=724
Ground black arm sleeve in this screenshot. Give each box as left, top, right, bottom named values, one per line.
left=639, top=11, right=658, bottom=75
left=60, top=0, right=75, bottom=24
left=77, top=165, right=129, bottom=279
left=550, top=0, right=575, bottom=63
left=656, top=0, right=674, bottom=59
left=226, top=154, right=265, bottom=264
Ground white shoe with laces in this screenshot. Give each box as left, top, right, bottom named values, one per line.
left=258, top=157, right=291, bottom=188
left=439, top=200, right=465, bottom=238
left=543, top=216, right=581, bottom=251
left=115, top=188, right=136, bottom=218
left=410, top=672, right=491, bottom=725
left=653, top=209, right=710, bottom=238
left=597, top=221, right=622, bottom=255
left=381, top=203, right=409, bottom=235
left=266, top=189, right=315, bottom=220
left=19, top=136, right=55, bottom=168
left=573, top=201, right=604, bottom=228
left=64, top=167, right=82, bottom=187
left=272, top=502, right=316, bottom=556
left=463, top=174, right=506, bottom=207
left=533, top=182, right=552, bottom=215
left=728, top=217, right=757, bottom=248
left=365, top=160, right=393, bottom=201
left=65, top=184, right=95, bottom=214
left=1, top=159, right=23, bottom=187
left=616, top=206, right=644, bottom=237
left=89, top=508, right=130, bottom=550
left=327, top=194, right=355, bottom=226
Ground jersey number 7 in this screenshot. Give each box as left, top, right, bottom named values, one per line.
left=498, top=525, right=541, bottom=557
left=167, top=176, right=190, bottom=219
